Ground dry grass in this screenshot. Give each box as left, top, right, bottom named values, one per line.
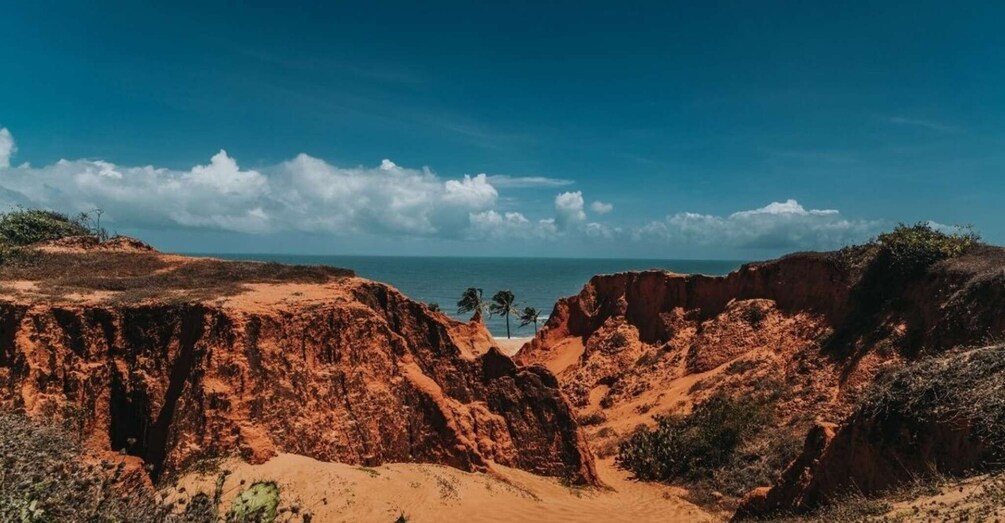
left=856, top=344, right=1005, bottom=461
left=1, top=251, right=354, bottom=304
left=0, top=413, right=212, bottom=522
left=772, top=471, right=1005, bottom=522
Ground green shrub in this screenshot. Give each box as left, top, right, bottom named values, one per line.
left=0, top=414, right=191, bottom=522
left=875, top=222, right=980, bottom=275
left=0, top=208, right=90, bottom=247
left=227, top=481, right=280, bottom=522
left=616, top=393, right=771, bottom=483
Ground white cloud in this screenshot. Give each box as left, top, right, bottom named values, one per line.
left=443, top=174, right=498, bottom=208
left=554, top=191, right=586, bottom=229
left=0, top=130, right=615, bottom=244
left=886, top=116, right=959, bottom=133
left=468, top=210, right=558, bottom=240
left=590, top=200, right=613, bottom=214
left=485, top=174, right=574, bottom=188
left=637, top=199, right=880, bottom=250
left=0, top=133, right=505, bottom=237
left=0, top=128, right=15, bottom=168
left=0, top=128, right=893, bottom=254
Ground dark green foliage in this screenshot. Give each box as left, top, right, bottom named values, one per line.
left=616, top=393, right=772, bottom=483
left=0, top=208, right=90, bottom=247
left=715, top=424, right=803, bottom=498
left=875, top=222, right=980, bottom=275
left=226, top=482, right=280, bottom=522
left=617, top=392, right=802, bottom=507
left=0, top=208, right=112, bottom=265
left=518, top=306, right=540, bottom=333
left=457, top=287, right=485, bottom=317
left=489, top=289, right=517, bottom=338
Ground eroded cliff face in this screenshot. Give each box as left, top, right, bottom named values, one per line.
left=736, top=344, right=1005, bottom=518
left=516, top=246, right=1005, bottom=511
left=516, top=253, right=857, bottom=433
left=0, top=252, right=596, bottom=485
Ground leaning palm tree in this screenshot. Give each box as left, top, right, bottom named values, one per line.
left=489, top=290, right=517, bottom=339
left=518, top=306, right=541, bottom=334
left=457, top=287, right=486, bottom=320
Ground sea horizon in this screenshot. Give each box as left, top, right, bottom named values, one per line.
left=180, top=251, right=751, bottom=263
left=194, top=252, right=747, bottom=337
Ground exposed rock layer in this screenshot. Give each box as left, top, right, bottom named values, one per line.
left=517, top=247, right=1005, bottom=512
left=0, top=252, right=596, bottom=485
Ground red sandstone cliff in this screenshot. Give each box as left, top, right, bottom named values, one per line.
left=0, top=247, right=597, bottom=485
left=517, top=246, right=1005, bottom=513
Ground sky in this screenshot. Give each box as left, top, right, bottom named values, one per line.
left=1, top=1, right=1003, bottom=259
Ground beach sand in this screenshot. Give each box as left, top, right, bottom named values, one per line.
left=492, top=336, right=532, bottom=356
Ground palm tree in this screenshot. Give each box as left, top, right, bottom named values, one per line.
left=519, top=306, right=541, bottom=334
left=457, top=288, right=486, bottom=320
left=489, top=290, right=517, bottom=339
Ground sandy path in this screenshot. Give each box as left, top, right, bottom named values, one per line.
left=172, top=455, right=714, bottom=522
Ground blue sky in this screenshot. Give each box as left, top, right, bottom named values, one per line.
left=1, top=1, right=1003, bottom=258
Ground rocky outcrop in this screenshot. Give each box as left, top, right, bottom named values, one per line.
left=735, top=345, right=1005, bottom=518
left=517, top=246, right=1005, bottom=510
left=0, top=255, right=596, bottom=485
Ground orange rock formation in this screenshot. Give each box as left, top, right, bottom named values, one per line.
left=517, top=247, right=1005, bottom=515
left=0, top=245, right=597, bottom=485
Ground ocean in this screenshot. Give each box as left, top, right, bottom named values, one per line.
left=203, top=254, right=744, bottom=337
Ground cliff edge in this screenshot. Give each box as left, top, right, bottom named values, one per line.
left=0, top=243, right=597, bottom=485
left=517, top=242, right=1005, bottom=514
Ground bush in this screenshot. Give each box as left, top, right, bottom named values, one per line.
left=875, top=222, right=980, bottom=275
left=858, top=345, right=1005, bottom=457
left=227, top=481, right=280, bottom=522
left=0, top=208, right=91, bottom=247
left=616, top=393, right=771, bottom=483
left=0, top=414, right=198, bottom=522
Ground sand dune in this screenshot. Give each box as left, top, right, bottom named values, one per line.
left=172, top=454, right=714, bottom=522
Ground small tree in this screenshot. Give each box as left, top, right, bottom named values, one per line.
left=519, top=306, right=541, bottom=334
left=457, top=288, right=486, bottom=320
left=490, top=290, right=517, bottom=339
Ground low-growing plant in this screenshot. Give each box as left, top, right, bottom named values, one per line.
left=743, top=303, right=768, bottom=327
left=0, top=414, right=203, bottom=522
left=616, top=393, right=772, bottom=483
left=857, top=345, right=1005, bottom=461
left=0, top=208, right=90, bottom=247
left=725, top=358, right=762, bottom=376
left=578, top=411, right=607, bottom=426
left=875, top=222, right=980, bottom=275
left=227, top=481, right=280, bottom=522
left=608, top=330, right=629, bottom=349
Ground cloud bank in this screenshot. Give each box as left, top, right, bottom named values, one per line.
left=0, top=127, right=882, bottom=252
left=637, top=199, right=880, bottom=250
left=0, top=128, right=15, bottom=168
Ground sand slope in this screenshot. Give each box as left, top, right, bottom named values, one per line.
left=172, top=454, right=714, bottom=522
